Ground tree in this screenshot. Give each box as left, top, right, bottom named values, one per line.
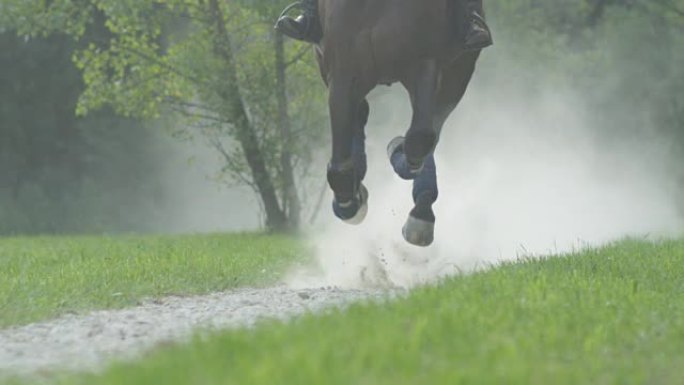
left=0, top=29, right=174, bottom=235
left=0, top=32, right=85, bottom=230
left=2, top=0, right=327, bottom=231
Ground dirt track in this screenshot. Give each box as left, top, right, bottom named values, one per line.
left=0, top=286, right=389, bottom=376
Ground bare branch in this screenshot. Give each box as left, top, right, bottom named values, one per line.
left=168, top=104, right=233, bottom=126
left=285, top=45, right=313, bottom=68
left=210, top=137, right=256, bottom=190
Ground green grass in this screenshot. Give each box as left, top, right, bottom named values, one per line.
left=55, top=238, right=684, bottom=385
left=0, top=233, right=304, bottom=328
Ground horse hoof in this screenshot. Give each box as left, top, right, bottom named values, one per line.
left=333, top=184, right=369, bottom=225
left=387, top=136, right=405, bottom=160
left=344, top=184, right=369, bottom=225
left=388, top=136, right=424, bottom=179
left=402, top=215, right=435, bottom=247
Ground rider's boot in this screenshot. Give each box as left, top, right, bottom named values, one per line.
left=275, top=0, right=322, bottom=44
left=464, top=0, right=493, bottom=50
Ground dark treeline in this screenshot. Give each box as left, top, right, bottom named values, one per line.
left=0, top=32, right=168, bottom=235
left=1, top=0, right=683, bottom=235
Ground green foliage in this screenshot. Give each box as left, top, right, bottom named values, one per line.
left=34, top=239, right=684, bottom=385
left=0, top=32, right=170, bottom=235
left=58, top=0, right=326, bottom=176
left=0, top=233, right=305, bottom=328
left=0, top=0, right=94, bottom=37
left=1, top=0, right=327, bottom=231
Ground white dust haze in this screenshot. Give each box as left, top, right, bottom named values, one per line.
left=147, top=133, right=260, bottom=233
left=288, top=50, right=684, bottom=289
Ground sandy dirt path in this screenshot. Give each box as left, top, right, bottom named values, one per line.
left=0, top=287, right=390, bottom=376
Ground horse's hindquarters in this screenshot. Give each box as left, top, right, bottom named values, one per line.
left=318, top=0, right=477, bottom=247
left=319, top=0, right=453, bottom=84
left=370, top=3, right=450, bottom=78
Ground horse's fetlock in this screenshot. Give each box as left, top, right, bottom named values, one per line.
left=405, top=130, right=437, bottom=167
left=327, top=161, right=356, bottom=202
left=411, top=192, right=436, bottom=223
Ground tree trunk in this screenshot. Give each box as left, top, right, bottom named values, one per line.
left=274, top=32, right=301, bottom=229
left=205, top=0, right=287, bottom=231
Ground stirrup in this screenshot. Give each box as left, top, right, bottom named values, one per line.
left=277, top=2, right=307, bottom=21
left=464, top=11, right=493, bottom=50
left=276, top=16, right=309, bottom=41
left=275, top=1, right=320, bottom=43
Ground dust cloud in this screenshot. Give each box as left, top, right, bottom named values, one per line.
left=288, top=48, right=684, bottom=289
left=144, top=132, right=260, bottom=234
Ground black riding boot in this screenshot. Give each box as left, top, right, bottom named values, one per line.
left=275, top=0, right=322, bottom=44
left=464, top=0, right=493, bottom=50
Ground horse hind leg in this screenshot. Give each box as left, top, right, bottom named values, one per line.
left=330, top=99, right=371, bottom=225
left=388, top=59, right=440, bottom=180
left=399, top=55, right=478, bottom=246
left=326, top=75, right=359, bottom=220
left=403, top=154, right=438, bottom=246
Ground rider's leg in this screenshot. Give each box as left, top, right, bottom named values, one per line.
left=275, top=0, right=322, bottom=44
left=464, top=0, right=493, bottom=50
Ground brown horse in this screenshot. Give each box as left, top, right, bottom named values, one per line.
left=314, top=0, right=481, bottom=246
